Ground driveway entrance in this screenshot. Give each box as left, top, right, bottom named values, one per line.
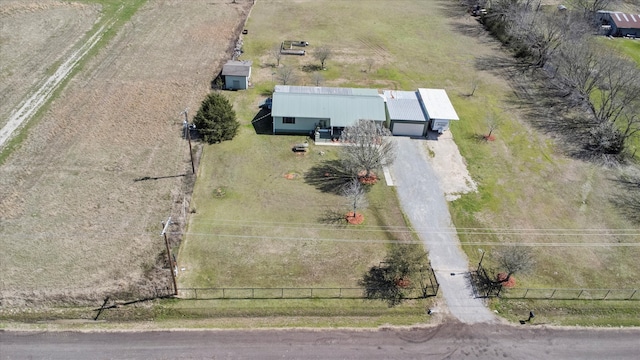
left=390, top=137, right=496, bottom=323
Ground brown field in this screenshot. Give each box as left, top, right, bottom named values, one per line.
left=0, top=1, right=100, bottom=129
left=0, top=0, right=251, bottom=306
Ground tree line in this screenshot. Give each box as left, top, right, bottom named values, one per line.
left=474, top=0, right=639, bottom=159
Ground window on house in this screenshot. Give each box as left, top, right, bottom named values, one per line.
left=283, top=117, right=295, bottom=124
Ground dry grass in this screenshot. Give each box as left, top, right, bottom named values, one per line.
left=0, top=0, right=252, bottom=306
left=0, top=1, right=100, bottom=129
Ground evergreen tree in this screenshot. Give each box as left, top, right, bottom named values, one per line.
left=193, top=92, right=239, bottom=144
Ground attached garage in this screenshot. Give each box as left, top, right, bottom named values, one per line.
left=384, top=90, right=428, bottom=137
left=391, top=122, right=425, bottom=137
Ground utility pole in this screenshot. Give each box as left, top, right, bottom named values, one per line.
left=162, top=217, right=178, bottom=296
left=182, top=108, right=195, bottom=175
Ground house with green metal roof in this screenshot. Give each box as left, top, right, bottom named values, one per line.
left=271, top=85, right=386, bottom=137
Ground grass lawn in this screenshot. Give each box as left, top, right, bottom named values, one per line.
left=176, top=0, right=639, bottom=326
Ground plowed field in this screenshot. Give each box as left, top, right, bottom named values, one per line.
left=0, top=0, right=251, bottom=306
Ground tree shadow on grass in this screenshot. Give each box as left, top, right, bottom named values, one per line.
left=318, top=207, right=348, bottom=227
left=475, top=54, right=609, bottom=161
left=302, top=64, right=322, bottom=72
left=304, top=159, right=354, bottom=195
left=610, top=171, right=640, bottom=224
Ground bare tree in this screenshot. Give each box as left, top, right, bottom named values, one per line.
left=494, top=245, right=535, bottom=285
left=313, top=46, right=331, bottom=70
left=484, top=111, right=503, bottom=140
left=366, top=58, right=375, bottom=73
left=570, top=0, right=615, bottom=16
left=343, top=179, right=368, bottom=216
left=271, top=43, right=282, bottom=67
left=557, top=38, right=640, bottom=154
left=312, top=71, right=324, bottom=86
left=505, top=0, right=567, bottom=67
left=277, top=64, right=297, bottom=85
left=359, top=244, right=429, bottom=307
left=339, top=119, right=397, bottom=179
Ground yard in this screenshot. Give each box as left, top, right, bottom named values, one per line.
left=177, top=0, right=639, bottom=326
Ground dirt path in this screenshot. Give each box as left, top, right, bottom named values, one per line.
left=0, top=23, right=108, bottom=148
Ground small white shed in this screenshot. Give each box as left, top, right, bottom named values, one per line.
left=222, top=60, right=252, bottom=90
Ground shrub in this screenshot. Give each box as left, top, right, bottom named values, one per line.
left=193, top=92, right=239, bottom=144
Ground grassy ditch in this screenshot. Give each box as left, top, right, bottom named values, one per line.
left=491, top=299, right=640, bottom=327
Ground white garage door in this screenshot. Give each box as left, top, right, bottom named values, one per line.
left=392, top=122, right=425, bottom=137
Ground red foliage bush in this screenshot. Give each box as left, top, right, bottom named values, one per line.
left=395, top=278, right=411, bottom=288
left=496, top=272, right=516, bottom=288
left=345, top=211, right=364, bottom=225
left=357, top=170, right=378, bottom=185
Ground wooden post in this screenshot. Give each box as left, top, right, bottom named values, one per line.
left=183, top=109, right=195, bottom=175
left=161, top=218, right=178, bottom=296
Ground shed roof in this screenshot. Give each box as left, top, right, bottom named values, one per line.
left=272, top=86, right=386, bottom=127
left=222, top=60, right=252, bottom=77
left=383, top=90, right=428, bottom=122
left=417, top=88, right=459, bottom=121
left=609, top=12, right=640, bottom=29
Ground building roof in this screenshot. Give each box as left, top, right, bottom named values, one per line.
left=272, top=86, right=386, bottom=127
left=609, top=12, right=640, bottom=29
left=417, top=88, right=459, bottom=121
left=222, top=60, right=252, bottom=77
left=383, top=90, right=428, bottom=122
left=275, top=85, right=378, bottom=96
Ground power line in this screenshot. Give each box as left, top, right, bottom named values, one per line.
left=177, top=232, right=640, bottom=246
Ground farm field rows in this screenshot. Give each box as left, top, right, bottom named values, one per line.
left=0, top=0, right=251, bottom=306
left=0, top=1, right=100, bottom=130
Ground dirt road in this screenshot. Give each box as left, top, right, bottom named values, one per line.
left=2, top=323, right=639, bottom=359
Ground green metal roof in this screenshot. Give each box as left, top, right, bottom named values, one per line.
left=272, top=86, right=386, bottom=127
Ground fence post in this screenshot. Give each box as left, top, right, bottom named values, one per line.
left=550, top=289, right=557, bottom=299
left=339, top=288, right=342, bottom=298
left=281, top=288, right=284, bottom=298
left=577, top=289, right=583, bottom=299
left=223, top=288, right=226, bottom=298
left=310, top=288, right=313, bottom=298
left=603, top=289, right=611, bottom=300
left=523, top=288, right=529, bottom=298
left=194, top=288, right=198, bottom=299
left=630, top=289, right=637, bottom=300
left=252, top=288, right=255, bottom=298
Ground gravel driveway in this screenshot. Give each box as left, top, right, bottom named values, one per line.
left=390, top=136, right=496, bottom=324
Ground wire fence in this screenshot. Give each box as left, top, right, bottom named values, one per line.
left=177, top=285, right=439, bottom=300
left=501, top=288, right=639, bottom=301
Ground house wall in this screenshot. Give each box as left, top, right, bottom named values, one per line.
left=224, top=75, right=248, bottom=90
left=273, top=116, right=322, bottom=134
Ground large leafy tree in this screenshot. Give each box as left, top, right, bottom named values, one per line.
left=193, top=92, right=239, bottom=144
